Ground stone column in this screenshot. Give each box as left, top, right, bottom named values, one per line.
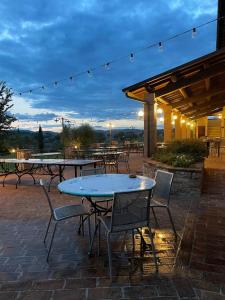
left=181, top=118, right=187, bottom=139
left=163, top=105, right=172, bottom=143
left=175, top=113, right=182, bottom=140
left=144, top=93, right=157, bottom=157
left=221, top=107, right=225, bottom=138
left=186, top=121, right=191, bottom=139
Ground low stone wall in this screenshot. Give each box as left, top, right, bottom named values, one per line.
left=143, top=159, right=204, bottom=198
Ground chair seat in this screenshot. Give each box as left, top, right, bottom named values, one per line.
left=54, top=204, right=89, bottom=221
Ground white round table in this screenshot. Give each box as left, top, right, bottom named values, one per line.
left=58, top=173, right=156, bottom=197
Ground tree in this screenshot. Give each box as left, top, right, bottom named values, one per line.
left=0, top=82, right=16, bottom=152
left=38, top=125, right=44, bottom=153
left=76, top=124, right=95, bottom=149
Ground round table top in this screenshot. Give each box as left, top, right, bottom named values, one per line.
left=58, top=174, right=155, bottom=197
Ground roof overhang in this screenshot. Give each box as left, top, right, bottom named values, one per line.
left=122, top=48, right=225, bottom=120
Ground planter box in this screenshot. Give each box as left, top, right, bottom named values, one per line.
left=143, top=159, right=204, bottom=199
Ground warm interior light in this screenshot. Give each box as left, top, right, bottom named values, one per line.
left=190, top=123, right=194, bottom=128
left=157, top=108, right=163, bottom=114
left=187, top=122, right=190, bottom=126
left=218, top=114, right=222, bottom=119
left=181, top=119, right=186, bottom=124
left=138, top=110, right=144, bottom=118
left=11, top=149, right=16, bottom=153
left=171, top=120, right=175, bottom=125
left=172, top=115, right=177, bottom=120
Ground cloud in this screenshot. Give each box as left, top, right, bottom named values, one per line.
left=0, top=0, right=218, bottom=130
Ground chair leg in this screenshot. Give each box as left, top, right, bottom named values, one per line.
left=46, top=222, right=58, bottom=262
left=87, top=215, right=91, bottom=246
left=88, top=223, right=99, bottom=256
left=106, top=233, right=113, bottom=278
left=167, top=207, right=177, bottom=238
left=151, top=207, right=159, bottom=227
left=97, top=220, right=101, bottom=256
left=44, top=215, right=52, bottom=243
left=148, top=226, right=158, bottom=273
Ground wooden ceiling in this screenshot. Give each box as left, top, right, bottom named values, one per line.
left=122, top=49, right=225, bottom=120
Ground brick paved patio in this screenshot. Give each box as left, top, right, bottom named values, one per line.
left=0, top=156, right=225, bottom=299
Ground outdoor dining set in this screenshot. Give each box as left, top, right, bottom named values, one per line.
left=0, top=151, right=176, bottom=278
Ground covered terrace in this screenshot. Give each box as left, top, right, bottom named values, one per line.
left=123, top=48, right=225, bottom=157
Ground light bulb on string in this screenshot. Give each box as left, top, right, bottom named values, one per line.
left=129, top=53, right=135, bottom=63
left=158, top=42, right=164, bottom=52
left=104, top=62, right=110, bottom=70
left=87, top=70, right=92, bottom=78
left=192, top=28, right=197, bottom=38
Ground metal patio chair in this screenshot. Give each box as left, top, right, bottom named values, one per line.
left=118, top=152, right=130, bottom=173
left=103, top=153, right=119, bottom=173
left=40, top=179, right=91, bottom=261
left=96, top=189, right=158, bottom=278
left=150, top=170, right=177, bottom=237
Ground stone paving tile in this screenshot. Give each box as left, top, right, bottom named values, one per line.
left=0, top=291, right=18, bottom=300
left=88, top=287, right=122, bottom=299
left=0, top=280, right=33, bottom=291
left=65, top=277, right=96, bottom=289
left=32, top=279, right=65, bottom=290
left=17, top=290, right=53, bottom=300
left=123, top=285, right=158, bottom=299
left=53, top=289, right=86, bottom=300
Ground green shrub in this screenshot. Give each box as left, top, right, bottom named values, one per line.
left=167, top=139, right=207, bottom=161
left=171, top=154, right=194, bottom=167
left=154, top=139, right=206, bottom=167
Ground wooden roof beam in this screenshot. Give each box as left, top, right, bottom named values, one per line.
left=186, top=101, right=225, bottom=117
left=169, top=85, right=225, bottom=109
left=154, top=62, right=225, bottom=98
left=190, top=107, right=223, bottom=119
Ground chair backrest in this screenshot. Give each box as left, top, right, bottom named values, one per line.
left=40, top=179, right=54, bottom=215
left=80, top=166, right=105, bottom=176
left=152, top=170, right=173, bottom=205
left=118, top=152, right=129, bottom=162
left=110, top=189, right=152, bottom=232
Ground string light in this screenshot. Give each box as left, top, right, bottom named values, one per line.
left=130, top=53, right=135, bottom=63
left=87, top=70, right=92, bottom=78
left=158, top=42, right=164, bottom=52
left=15, top=16, right=223, bottom=96
left=104, top=62, right=110, bottom=70
left=192, top=27, right=197, bottom=38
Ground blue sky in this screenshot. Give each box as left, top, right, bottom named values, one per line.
left=0, top=0, right=218, bottom=131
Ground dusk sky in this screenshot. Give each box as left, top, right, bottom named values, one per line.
left=0, top=0, right=218, bottom=131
